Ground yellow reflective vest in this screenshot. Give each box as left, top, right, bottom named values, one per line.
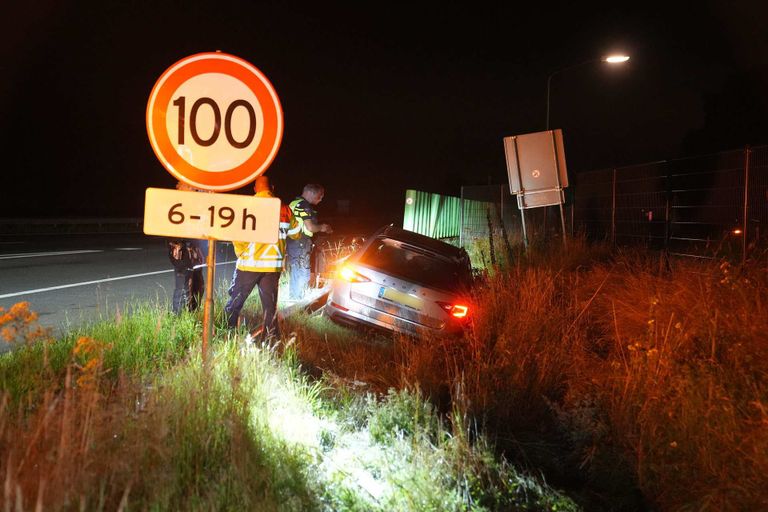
left=289, top=197, right=316, bottom=238
left=233, top=191, right=301, bottom=272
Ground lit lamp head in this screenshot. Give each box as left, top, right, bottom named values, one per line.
left=603, top=54, right=630, bottom=64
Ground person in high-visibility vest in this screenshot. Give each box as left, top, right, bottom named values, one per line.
left=224, top=176, right=301, bottom=340
left=286, top=183, right=332, bottom=300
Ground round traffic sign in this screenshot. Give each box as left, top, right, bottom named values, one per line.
left=146, top=52, right=283, bottom=191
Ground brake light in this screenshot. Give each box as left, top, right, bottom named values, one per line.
left=338, top=265, right=370, bottom=283
left=451, top=305, right=469, bottom=318
left=436, top=301, right=470, bottom=319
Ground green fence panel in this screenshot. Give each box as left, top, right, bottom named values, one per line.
left=403, top=189, right=492, bottom=242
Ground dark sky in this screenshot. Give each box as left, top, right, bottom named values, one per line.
left=2, top=1, right=767, bottom=222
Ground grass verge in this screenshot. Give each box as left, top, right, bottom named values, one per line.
left=290, top=241, right=768, bottom=510
left=0, top=301, right=576, bottom=511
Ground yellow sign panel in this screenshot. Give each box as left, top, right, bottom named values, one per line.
left=381, top=287, right=423, bottom=311
left=143, top=187, right=280, bottom=243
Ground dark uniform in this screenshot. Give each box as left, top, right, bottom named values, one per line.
left=287, top=196, right=318, bottom=300
left=167, top=239, right=207, bottom=314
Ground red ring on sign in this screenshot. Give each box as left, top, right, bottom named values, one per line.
left=146, top=53, right=283, bottom=191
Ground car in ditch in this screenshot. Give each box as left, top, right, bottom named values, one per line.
left=325, top=225, right=473, bottom=337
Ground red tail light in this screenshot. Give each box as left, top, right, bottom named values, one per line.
left=436, top=301, right=470, bottom=319
left=451, top=304, right=469, bottom=318
left=338, top=265, right=370, bottom=283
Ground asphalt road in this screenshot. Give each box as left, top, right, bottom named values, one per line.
left=0, top=233, right=237, bottom=341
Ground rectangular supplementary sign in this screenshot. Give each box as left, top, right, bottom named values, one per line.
left=503, top=129, right=569, bottom=209
left=143, top=188, right=280, bottom=243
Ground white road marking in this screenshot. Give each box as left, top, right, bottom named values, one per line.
left=0, top=260, right=237, bottom=299
left=0, top=250, right=103, bottom=260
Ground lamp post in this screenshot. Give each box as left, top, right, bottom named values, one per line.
left=545, top=54, right=629, bottom=130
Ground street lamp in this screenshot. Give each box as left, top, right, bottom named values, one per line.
left=545, top=54, right=630, bottom=130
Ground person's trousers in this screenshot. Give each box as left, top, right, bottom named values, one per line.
left=224, top=269, right=281, bottom=340
left=287, top=238, right=312, bottom=300
left=172, top=269, right=203, bottom=314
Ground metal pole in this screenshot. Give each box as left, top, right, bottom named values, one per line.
left=202, top=238, right=216, bottom=364
left=512, top=137, right=529, bottom=249
left=546, top=73, right=553, bottom=130
left=742, top=146, right=751, bottom=265
left=611, top=168, right=617, bottom=246
left=519, top=203, right=528, bottom=249
left=559, top=202, right=567, bottom=248
left=545, top=59, right=601, bottom=131
left=459, top=186, right=465, bottom=248
left=665, top=163, right=671, bottom=253
left=550, top=130, right=567, bottom=248
left=499, top=184, right=504, bottom=230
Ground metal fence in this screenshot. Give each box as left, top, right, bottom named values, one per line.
left=402, top=188, right=502, bottom=244
left=0, top=218, right=144, bottom=235
left=458, top=185, right=523, bottom=243
left=574, top=145, right=768, bottom=259
left=395, top=145, right=768, bottom=265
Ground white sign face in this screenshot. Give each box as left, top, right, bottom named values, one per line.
left=143, top=188, right=280, bottom=243
left=165, top=73, right=266, bottom=172
left=146, top=53, right=283, bottom=191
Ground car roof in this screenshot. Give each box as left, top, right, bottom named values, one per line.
left=377, top=226, right=468, bottom=261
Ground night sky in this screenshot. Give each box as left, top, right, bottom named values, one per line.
left=2, top=1, right=767, bottom=225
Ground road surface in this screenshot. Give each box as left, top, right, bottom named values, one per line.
left=0, top=233, right=237, bottom=341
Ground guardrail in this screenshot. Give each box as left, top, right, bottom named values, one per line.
left=0, top=218, right=144, bottom=235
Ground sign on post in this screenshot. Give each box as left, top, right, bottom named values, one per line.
left=504, top=129, right=568, bottom=209
left=503, top=129, right=570, bottom=248
left=145, top=52, right=284, bottom=359
left=143, top=188, right=280, bottom=243
left=146, top=52, right=283, bottom=191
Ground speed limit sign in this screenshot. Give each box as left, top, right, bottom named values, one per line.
left=146, top=52, right=283, bottom=191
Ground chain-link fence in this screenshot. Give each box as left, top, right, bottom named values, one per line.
left=574, top=146, right=768, bottom=259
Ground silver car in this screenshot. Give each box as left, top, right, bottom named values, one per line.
left=325, top=226, right=473, bottom=337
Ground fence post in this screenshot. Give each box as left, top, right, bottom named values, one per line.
left=611, top=168, right=617, bottom=245
left=459, top=186, right=465, bottom=248
left=499, top=184, right=504, bottom=232
left=742, top=146, right=751, bottom=265
left=665, top=162, right=671, bottom=253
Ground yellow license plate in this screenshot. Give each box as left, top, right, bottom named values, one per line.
left=380, top=287, right=423, bottom=310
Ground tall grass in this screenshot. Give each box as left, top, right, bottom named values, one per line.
left=569, top=254, right=768, bottom=510
left=0, top=317, right=320, bottom=510
left=291, top=242, right=768, bottom=510
left=1, top=300, right=577, bottom=510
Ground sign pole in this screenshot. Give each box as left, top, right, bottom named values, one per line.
left=550, top=131, right=568, bottom=248
left=512, top=137, right=529, bottom=249
left=202, top=238, right=216, bottom=363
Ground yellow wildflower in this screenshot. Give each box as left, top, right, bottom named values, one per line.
left=2, top=327, right=16, bottom=342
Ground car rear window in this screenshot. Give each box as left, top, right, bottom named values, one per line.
left=359, top=238, right=470, bottom=291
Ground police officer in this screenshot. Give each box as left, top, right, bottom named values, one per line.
left=224, top=176, right=300, bottom=340
left=167, top=181, right=207, bottom=314
left=287, top=184, right=332, bottom=300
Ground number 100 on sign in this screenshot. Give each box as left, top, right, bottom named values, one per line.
left=144, top=188, right=280, bottom=243
left=146, top=52, right=283, bottom=191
